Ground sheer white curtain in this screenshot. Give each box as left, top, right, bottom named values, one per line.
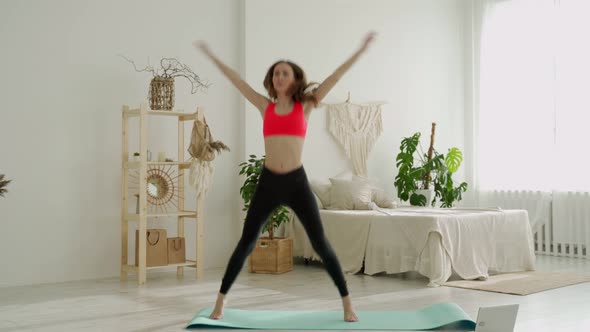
left=475, top=0, right=590, bottom=247
left=477, top=0, right=590, bottom=192
left=553, top=0, right=590, bottom=191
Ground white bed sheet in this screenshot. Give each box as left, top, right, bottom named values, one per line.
left=287, top=210, right=373, bottom=274
left=286, top=207, right=536, bottom=286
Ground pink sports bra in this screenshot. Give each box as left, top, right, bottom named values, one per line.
left=263, top=102, right=307, bottom=138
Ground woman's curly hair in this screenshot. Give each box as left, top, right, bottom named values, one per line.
left=263, top=60, right=318, bottom=106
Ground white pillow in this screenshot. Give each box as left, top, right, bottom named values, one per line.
left=310, top=172, right=350, bottom=209
left=373, top=188, right=397, bottom=208
left=310, top=180, right=331, bottom=209
left=309, top=180, right=332, bottom=208
left=327, top=177, right=372, bottom=210
left=353, top=181, right=373, bottom=210
left=312, top=192, right=324, bottom=209
left=352, top=175, right=397, bottom=208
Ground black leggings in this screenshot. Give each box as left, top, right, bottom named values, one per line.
left=219, top=165, right=349, bottom=297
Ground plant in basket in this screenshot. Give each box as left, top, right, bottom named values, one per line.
left=239, top=155, right=293, bottom=274
left=239, top=155, right=290, bottom=239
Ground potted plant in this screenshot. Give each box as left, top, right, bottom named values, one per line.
left=0, top=173, right=11, bottom=198
left=133, top=152, right=140, bottom=161
left=394, top=130, right=443, bottom=206
left=120, top=55, right=210, bottom=111
left=239, top=155, right=293, bottom=274
left=394, top=124, right=468, bottom=207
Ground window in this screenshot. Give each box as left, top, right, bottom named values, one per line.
left=477, top=0, right=590, bottom=191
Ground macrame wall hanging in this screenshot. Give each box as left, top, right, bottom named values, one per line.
left=323, top=94, right=385, bottom=176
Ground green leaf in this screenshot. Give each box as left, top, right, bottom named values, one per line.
left=396, top=152, right=413, bottom=167
left=400, top=133, right=421, bottom=154
left=410, top=193, right=427, bottom=206
left=445, top=147, right=463, bottom=173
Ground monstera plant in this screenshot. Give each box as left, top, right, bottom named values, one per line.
left=394, top=128, right=468, bottom=207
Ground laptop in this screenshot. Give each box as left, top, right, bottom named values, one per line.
left=474, top=304, right=519, bottom=332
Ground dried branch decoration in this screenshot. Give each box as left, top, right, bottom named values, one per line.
left=120, top=55, right=210, bottom=94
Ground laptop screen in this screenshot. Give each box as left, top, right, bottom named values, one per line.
left=475, top=304, right=519, bottom=332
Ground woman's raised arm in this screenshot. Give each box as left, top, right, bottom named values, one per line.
left=312, top=32, right=376, bottom=105
left=194, top=41, right=269, bottom=114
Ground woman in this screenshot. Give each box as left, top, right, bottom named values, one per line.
left=194, top=31, right=375, bottom=322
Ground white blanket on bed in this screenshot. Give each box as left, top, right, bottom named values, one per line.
left=286, top=210, right=375, bottom=274
left=287, top=207, right=536, bottom=285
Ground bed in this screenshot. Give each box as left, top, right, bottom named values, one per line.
left=285, top=206, right=536, bottom=286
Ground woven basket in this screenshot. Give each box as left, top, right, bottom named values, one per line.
left=248, top=237, right=293, bottom=274
left=149, top=77, right=175, bottom=111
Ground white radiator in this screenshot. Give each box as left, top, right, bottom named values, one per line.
left=477, top=190, right=589, bottom=259
left=552, top=191, right=590, bottom=258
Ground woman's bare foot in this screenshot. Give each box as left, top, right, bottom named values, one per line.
left=209, top=293, right=226, bottom=319
left=342, top=295, right=358, bottom=322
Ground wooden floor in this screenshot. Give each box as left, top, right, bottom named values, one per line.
left=1, top=255, right=589, bottom=331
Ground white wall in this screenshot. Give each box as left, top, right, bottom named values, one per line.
left=0, top=0, right=243, bottom=287
left=244, top=0, right=468, bottom=195
left=0, top=0, right=471, bottom=287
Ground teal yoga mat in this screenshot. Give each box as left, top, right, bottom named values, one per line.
left=186, top=302, right=476, bottom=330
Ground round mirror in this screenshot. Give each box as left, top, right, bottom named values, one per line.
left=147, top=175, right=167, bottom=198
left=130, top=165, right=178, bottom=213
left=146, top=169, right=174, bottom=206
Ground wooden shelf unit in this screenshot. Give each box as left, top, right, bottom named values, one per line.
left=121, top=103, right=204, bottom=285
left=124, top=161, right=192, bottom=170
left=122, top=260, right=198, bottom=273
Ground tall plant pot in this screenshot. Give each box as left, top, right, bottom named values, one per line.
left=413, top=189, right=435, bottom=207
left=248, top=237, right=293, bottom=274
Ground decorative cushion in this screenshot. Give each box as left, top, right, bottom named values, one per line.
left=373, top=188, right=397, bottom=208
left=326, top=178, right=354, bottom=210
left=312, top=192, right=324, bottom=209
left=328, top=177, right=373, bottom=210
left=352, top=175, right=397, bottom=208
left=310, top=180, right=331, bottom=209
left=311, top=173, right=396, bottom=210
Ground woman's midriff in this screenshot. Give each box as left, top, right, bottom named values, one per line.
left=263, top=136, right=305, bottom=174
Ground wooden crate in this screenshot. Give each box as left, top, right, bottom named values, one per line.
left=248, top=237, right=293, bottom=274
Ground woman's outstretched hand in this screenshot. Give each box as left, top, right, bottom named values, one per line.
left=193, top=40, right=212, bottom=57
left=360, top=31, right=376, bottom=52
